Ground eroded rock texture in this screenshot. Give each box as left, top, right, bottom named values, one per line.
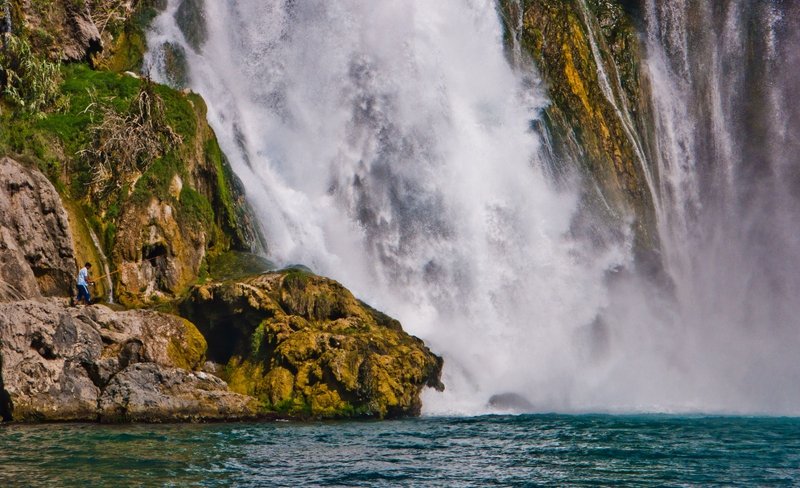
left=0, top=299, right=258, bottom=422
left=0, top=157, right=76, bottom=301
left=182, top=270, right=444, bottom=419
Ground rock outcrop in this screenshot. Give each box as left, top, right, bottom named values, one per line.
left=0, top=299, right=258, bottom=422
left=499, top=0, right=661, bottom=264
left=181, top=270, right=444, bottom=419
left=0, top=157, right=76, bottom=301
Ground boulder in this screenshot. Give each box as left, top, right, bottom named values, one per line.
left=0, top=299, right=257, bottom=422
left=99, top=363, right=258, bottom=423
left=181, top=270, right=444, bottom=419
left=0, top=157, right=76, bottom=301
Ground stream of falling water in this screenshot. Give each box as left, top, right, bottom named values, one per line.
left=148, top=0, right=628, bottom=415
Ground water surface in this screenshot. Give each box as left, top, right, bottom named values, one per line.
left=2, top=414, right=799, bottom=486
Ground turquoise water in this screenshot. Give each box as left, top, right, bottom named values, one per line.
left=1, top=415, right=799, bottom=486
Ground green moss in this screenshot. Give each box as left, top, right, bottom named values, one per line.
left=166, top=318, right=208, bottom=370
left=178, top=186, right=214, bottom=227
left=207, top=251, right=274, bottom=281
left=154, top=84, right=198, bottom=141
left=129, top=153, right=178, bottom=205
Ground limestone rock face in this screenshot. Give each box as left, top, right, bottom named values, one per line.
left=181, top=270, right=444, bottom=419
left=0, top=299, right=257, bottom=422
left=0, top=157, right=76, bottom=301
left=115, top=197, right=207, bottom=305
left=99, top=363, right=259, bottom=423
left=63, top=5, right=103, bottom=61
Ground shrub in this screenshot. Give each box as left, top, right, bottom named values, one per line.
left=79, top=77, right=182, bottom=200
left=0, top=35, right=62, bottom=114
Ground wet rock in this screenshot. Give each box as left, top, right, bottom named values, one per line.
left=181, top=270, right=444, bottom=419
left=488, top=392, right=535, bottom=413
left=175, top=0, right=208, bottom=53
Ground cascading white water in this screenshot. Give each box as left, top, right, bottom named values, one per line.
left=146, top=0, right=800, bottom=415
left=635, top=0, right=800, bottom=414
left=148, top=0, right=629, bottom=415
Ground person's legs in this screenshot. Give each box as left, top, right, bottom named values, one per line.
left=76, top=285, right=90, bottom=305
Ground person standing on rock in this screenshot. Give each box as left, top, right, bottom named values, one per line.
left=75, top=262, right=94, bottom=306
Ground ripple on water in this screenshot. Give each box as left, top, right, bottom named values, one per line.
left=1, top=415, right=800, bottom=487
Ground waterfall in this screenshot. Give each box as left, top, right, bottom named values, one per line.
left=85, top=221, right=114, bottom=304
left=636, top=0, right=800, bottom=413
left=148, top=0, right=627, bottom=415
left=146, top=0, right=800, bottom=415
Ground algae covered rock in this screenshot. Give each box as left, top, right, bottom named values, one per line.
left=498, top=0, right=661, bottom=262
left=181, top=270, right=444, bottom=419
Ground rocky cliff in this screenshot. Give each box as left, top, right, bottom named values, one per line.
left=2, top=0, right=262, bottom=306
left=0, top=152, right=440, bottom=422
left=0, top=157, right=75, bottom=300
left=499, top=0, right=661, bottom=271
left=0, top=299, right=259, bottom=422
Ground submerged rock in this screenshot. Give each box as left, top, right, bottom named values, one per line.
left=0, top=299, right=256, bottom=423
left=181, top=270, right=444, bottom=419
left=488, top=392, right=535, bottom=413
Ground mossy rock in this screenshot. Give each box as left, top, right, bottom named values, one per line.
left=207, top=251, right=275, bottom=282
left=180, top=271, right=444, bottom=419
left=498, top=0, right=662, bottom=263
left=166, top=318, right=208, bottom=371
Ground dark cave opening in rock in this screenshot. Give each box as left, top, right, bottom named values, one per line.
left=0, top=351, right=13, bottom=422
left=201, top=316, right=242, bottom=365
left=142, top=242, right=169, bottom=289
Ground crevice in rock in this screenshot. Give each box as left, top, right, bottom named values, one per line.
left=119, top=339, right=143, bottom=369
left=30, top=331, right=57, bottom=360
left=142, top=242, right=169, bottom=290
left=81, top=360, right=105, bottom=390
left=0, top=349, right=13, bottom=421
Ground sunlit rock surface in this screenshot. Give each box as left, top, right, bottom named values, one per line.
left=181, top=271, right=444, bottom=419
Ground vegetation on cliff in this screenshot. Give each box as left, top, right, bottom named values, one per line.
left=0, top=0, right=444, bottom=422
left=0, top=0, right=260, bottom=307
